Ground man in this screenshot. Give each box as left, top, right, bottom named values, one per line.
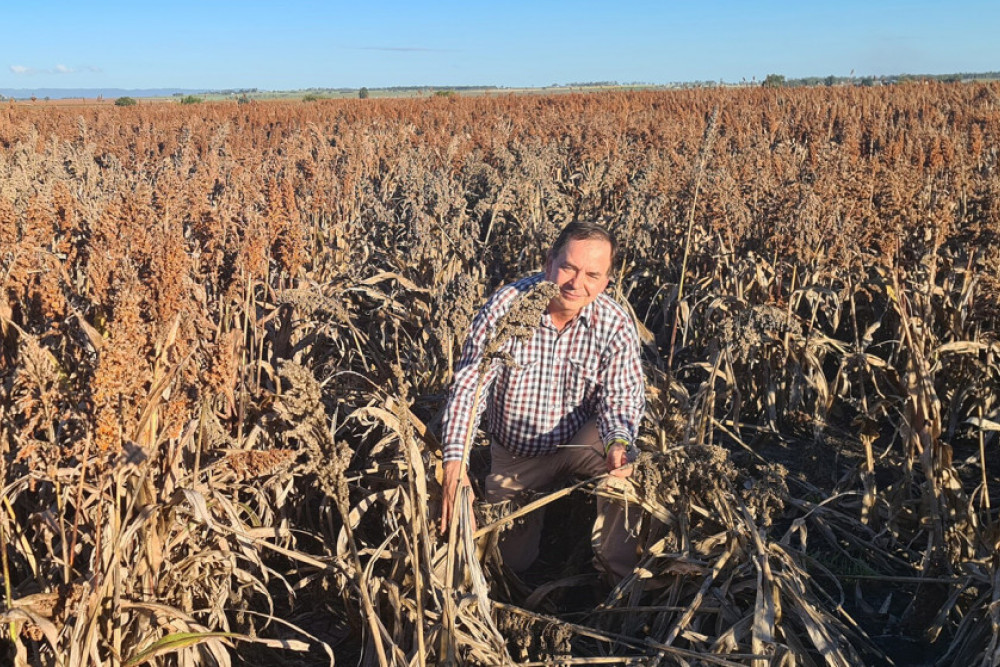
left=440, top=221, right=646, bottom=581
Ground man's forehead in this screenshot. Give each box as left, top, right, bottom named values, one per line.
left=560, top=238, right=612, bottom=267
left=559, top=237, right=611, bottom=254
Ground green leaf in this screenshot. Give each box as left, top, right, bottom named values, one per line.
left=124, top=631, right=238, bottom=667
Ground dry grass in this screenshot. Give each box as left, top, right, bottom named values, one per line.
left=0, top=83, right=998, bottom=665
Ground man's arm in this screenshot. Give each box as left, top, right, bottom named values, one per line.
left=597, top=319, right=646, bottom=472
left=440, top=299, right=503, bottom=463
left=438, top=290, right=506, bottom=532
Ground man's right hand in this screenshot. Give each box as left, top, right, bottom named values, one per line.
left=606, top=442, right=634, bottom=477
left=440, top=460, right=472, bottom=534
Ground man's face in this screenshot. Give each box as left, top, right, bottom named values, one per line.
left=544, top=237, right=613, bottom=319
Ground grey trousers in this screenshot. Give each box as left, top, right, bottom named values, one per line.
left=485, top=419, right=640, bottom=581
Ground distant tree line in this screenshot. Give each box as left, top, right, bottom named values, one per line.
left=204, top=88, right=259, bottom=95
left=6, top=71, right=998, bottom=105
left=380, top=85, right=500, bottom=92
left=561, top=81, right=621, bottom=87
left=761, top=71, right=1000, bottom=88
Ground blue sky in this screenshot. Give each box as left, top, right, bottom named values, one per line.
left=3, top=1, right=997, bottom=90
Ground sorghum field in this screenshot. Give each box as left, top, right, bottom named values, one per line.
left=1, top=83, right=999, bottom=666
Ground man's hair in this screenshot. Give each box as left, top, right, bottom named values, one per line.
left=549, top=221, right=618, bottom=272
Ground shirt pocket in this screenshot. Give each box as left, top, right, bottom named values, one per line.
left=510, top=339, right=544, bottom=368
left=564, top=357, right=600, bottom=405
left=501, top=359, right=540, bottom=406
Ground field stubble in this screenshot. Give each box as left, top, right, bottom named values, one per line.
left=0, top=83, right=999, bottom=665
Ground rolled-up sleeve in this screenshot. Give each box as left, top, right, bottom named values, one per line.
left=596, top=320, right=646, bottom=446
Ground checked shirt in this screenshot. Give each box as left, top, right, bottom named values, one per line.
left=441, top=273, right=646, bottom=463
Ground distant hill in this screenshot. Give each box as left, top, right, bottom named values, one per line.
left=0, top=88, right=207, bottom=100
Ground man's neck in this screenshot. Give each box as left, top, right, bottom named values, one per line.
left=547, top=306, right=576, bottom=332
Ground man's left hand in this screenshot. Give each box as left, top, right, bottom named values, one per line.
left=440, top=460, right=473, bottom=534
left=606, top=442, right=633, bottom=477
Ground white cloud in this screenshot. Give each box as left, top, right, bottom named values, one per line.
left=9, top=63, right=102, bottom=75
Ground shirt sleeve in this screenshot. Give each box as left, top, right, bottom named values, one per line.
left=440, top=291, right=505, bottom=463
left=596, top=318, right=646, bottom=447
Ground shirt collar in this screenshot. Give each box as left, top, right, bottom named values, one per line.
left=541, top=298, right=597, bottom=330
left=577, top=300, right=596, bottom=328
